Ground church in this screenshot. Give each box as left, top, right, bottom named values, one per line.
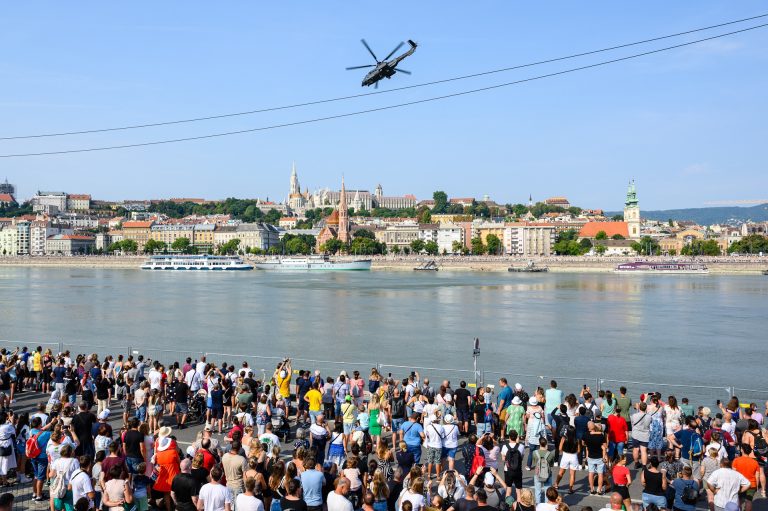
left=314, top=176, right=351, bottom=252
left=578, top=180, right=641, bottom=240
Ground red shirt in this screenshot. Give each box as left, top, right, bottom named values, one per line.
left=607, top=414, right=628, bottom=443
left=612, top=464, right=630, bottom=485
left=733, top=456, right=759, bottom=489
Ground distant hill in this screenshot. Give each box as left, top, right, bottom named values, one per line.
left=606, top=203, right=768, bottom=226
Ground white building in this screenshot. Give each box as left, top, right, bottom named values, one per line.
left=45, top=234, right=96, bottom=255
left=32, top=191, right=67, bottom=214
left=31, top=221, right=73, bottom=256
left=503, top=224, right=557, bottom=256
left=0, top=226, right=17, bottom=255
left=437, top=224, right=464, bottom=254
left=418, top=224, right=439, bottom=244
left=66, top=194, right=91, bottom=211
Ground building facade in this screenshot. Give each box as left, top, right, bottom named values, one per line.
left=45, top=234, right=96, bottom=255
left=32, top=191, right=67, bottom=214
left=503, top=223, right=557, bottom=256
left=437, top=224, right=464, bottom=254
left=66, top=194, right=91, bottom=211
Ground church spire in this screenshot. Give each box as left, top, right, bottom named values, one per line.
left=338, top=175, right=350, bottom=243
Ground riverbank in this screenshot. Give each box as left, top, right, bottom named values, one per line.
left=1, top=254, right=766, bottom=273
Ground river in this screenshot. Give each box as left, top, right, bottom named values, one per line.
left=1, top=267, right=766, bottom=405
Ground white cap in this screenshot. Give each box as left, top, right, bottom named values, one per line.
left=444, top=414, right=454, bottom=424
left=484, top=472, right=495, bottom=486
left=512, top=396, right=522, bottom=405
left=529, top=397, right=539, bottom=406
left=514, top=383, right=522, bottom=391
left=340, top=370, right=347, bottom=377
left=97, top=409, right=110, bottom=420
left=279, top=370, right=287, bottom=378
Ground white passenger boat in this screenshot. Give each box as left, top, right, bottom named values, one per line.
left=254, top=255, right=371, bottom=271
left=141, top=255, right=253, bottom=271
left=614, top=261, right=708, bottom=274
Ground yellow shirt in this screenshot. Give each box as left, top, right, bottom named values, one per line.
left=276, top=374, right=291, bottom=398
left=342, top=402, right=356, bottom=424
left=306, top=389, right=323, bottom=412
left=32, top=352, right=42, bottom=372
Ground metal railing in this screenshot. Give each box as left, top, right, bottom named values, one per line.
left=0, top=339, right=763, bottom=410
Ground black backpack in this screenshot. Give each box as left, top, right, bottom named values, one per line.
left=681, top=481, right=698, bottom=505
left=504, top=444, right=522, bottom=473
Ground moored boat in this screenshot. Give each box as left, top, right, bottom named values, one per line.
left=614, top=261, right=709, bottom=274
left=254, top=255, right=371, bottom=271
left=508, top=261, right=549, bottom=273
left=414, top=260, right=439, bottom=271
left=141, top=254, right=253, bottom=271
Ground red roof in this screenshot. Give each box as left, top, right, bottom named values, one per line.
left=63, top=235, right=95, bottom=241
left=578, top=221, right=629, bottom=238
left=0, top=193, right=15, bottom=202
left=67, top=194, right=91, bottom=200
left=122, top=221, right=153, bottom=228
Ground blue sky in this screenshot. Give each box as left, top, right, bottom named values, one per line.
left=1, top=2, right=766, bottom=210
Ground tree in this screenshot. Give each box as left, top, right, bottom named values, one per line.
left=557, top=229, right=578, bottom=243
left=121, top=240, right=138, bottom=253
left=354, top=229, right=375, bottom=239
left=509, top=204, right=529, bottom=217
left=668, top=249, right=677, bottom=256
left=354, top=208, right=371, bottom=217
left=285, top=237, right=311, bottom=255
left=630, top=236, right=660, bottom=255
left=263, top=209, right=282, bottom=226
left=553, top=240, right=585, bottom=255
left=390, top=245, right=401, bottom=255
left=611, top=234, right=625, bottom=240
left=402, top=246, right=410, bottom=255
left=410, top=239, right=425, bottom=253
left=218, top=239, right=241, bottom=255
left=611, top=214, right=624, bottom=221
left=594, top=244, right=607, bottom=255
left=451, top=240, right=464, bottom=254
left=171, top=237, right=192, bottom=253
left=728, top=234, right=768, bottom=254
left=568, top=206, right=583, bottom=216
left=350, top=237, right=385, bottom=255
left=417, top=206, right=432, bottom=224
left=143, top=239, right=166, bottom=254
left=682, top=239, right=721, bottom=256
left=321, top=238, right=343, bottom=254
left=485, top=234, right=502, bottom=255
left=470, top=237, right=486, bottom=255
left=424, top=241, right=439, bottom=255
left=432, top=191, right=448, bottom=214
left=579, top=238, right=593, bottom=251
left=595, top=231, right=608, bottom=241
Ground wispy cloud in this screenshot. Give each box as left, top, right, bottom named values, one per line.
left=680, top=39, right=745, bottom=56
left=681, top=163, right=710, bottom=176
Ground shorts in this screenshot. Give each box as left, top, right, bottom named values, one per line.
left=176, top=403, right=189, bottom=414
left=298, top=398, right=309, bottom=412
left=343, top=423, right=355, bottom=435
left=505, top=470, right=523, bottom=490
left=559, top=452, right=580, bottom=471
left=457, top=409, right=470, bottom=423
left=443, top=447, right=457, bottom=459
left=608, top=441, right=625, bottom=458
left=642, top=493, right=667, bottom=509
left=632, top=438, right=648, bottom=448
left=424, top=447, right=442, bottom=464
left=210, top=407, right=223, bottom=419
left=31, top=458, right=48, bottom=480
left=135, top=495, right=149, bottom=511
left=587, top=457, right=605, bottom=474
left=53, top=490, right=74, bottom=511
left=614, top=485, right=630, bottom=500
left=740, top=489, right=757, bottom=501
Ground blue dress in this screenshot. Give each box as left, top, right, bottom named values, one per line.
left=649, top=410, right=665, bottom=450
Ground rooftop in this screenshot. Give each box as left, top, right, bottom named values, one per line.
left=578, top=221, right=629, bottom=238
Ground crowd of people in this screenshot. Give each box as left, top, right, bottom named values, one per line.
left=0, top=346, right=767, bottom=511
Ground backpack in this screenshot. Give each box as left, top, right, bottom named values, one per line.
left=535, top=451, right=551, bottom=481
left=25, top=431, right=43, bottom=459
left=504, top=444, right=522, bottom=473
left=351, top=382, right=360, bottom=398
left=484, top=403, right=494, bottom=425
left=681, top=481, right=698, bottom=505
left=50, top=459, right=73, bottom=499
left=752, top=431, right=768, bottom=462
left=688, top=432, right=703, bottom=459
left=270, top=497, right=282, bottom=511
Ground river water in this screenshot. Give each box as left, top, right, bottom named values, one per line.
left=1, top=267, right=766, bottom=405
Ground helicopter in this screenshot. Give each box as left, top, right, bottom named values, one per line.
left=346, top=39, right=417, bottom=88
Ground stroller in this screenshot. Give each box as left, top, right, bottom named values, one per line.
left=271, top=409, right=291, bottom=443
left=187, top=389, right=207, bottom=425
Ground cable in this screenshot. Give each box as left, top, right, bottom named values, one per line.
left=1, top=12, right=767, bottom=141
left=1, top=22, right=765, bottom=158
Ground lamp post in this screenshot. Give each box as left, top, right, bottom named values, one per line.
left=473, top=337, right=480, bottom=388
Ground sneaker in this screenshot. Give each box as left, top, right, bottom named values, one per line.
left=590, top=490, right=597, bottom=495
left=525, top=466, right=532, bottom=471
left=553, top=461, right=559, bottom=467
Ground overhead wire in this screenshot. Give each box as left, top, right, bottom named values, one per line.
left=1, top=22, right=766, bottom=158
left=1, top=12, right=766, bottom=141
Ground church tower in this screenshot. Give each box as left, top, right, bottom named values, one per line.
left=289, top=162, right=300, bottom=196
left=288, top=162, right=305, bottom=214
left=624, top=180, right=641, bottom=240
left=338, top=176, right=350, bottom=243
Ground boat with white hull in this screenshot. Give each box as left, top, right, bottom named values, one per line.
left=614, top=261, right=709, bottom=274
left=254, top=255, right=371, bottom=271
left=141, top=255, right=253, bottom=271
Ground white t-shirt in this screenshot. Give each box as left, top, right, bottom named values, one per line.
left=708, top=468, right=749, bottom=509
left=70, top=469, right=94, bottom=505
left=46, top=438, right=76, bottom=464
left=51, top=457, right=80, bottom=485
left=186, top=369, right=203, bottom=392
left=199, top=483, right=233, bottom=511
left=259, top=433, right=281, bottom=451
left=328, top=491, right=354, bottom=511
left=536, top=502, right=558, bottom=511
left=442, top=425, right=459, bottom=449
left=500, top=442, right=525, bottom=462
left=148, top=370, right=162, bottom=390
left=399, top=489, right=425, bottom=511
left=235, top=494, right=265, bottom=511
left=425, top=423, right=444, bottom=449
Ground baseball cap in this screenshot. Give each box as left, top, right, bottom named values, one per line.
left=484, top=472, right=495, bottom=486
left=514, top=383, right=522, bottom=391
left=98, top=409, right=111, bottom=420
left=345, top=395, right=352, bottom=402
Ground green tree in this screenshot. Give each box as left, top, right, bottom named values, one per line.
left=321, top=238, right=343, bottom=254
left=218, top=238, right=241, bottom=255
left=432, top=191, right=448, bottom=214
left=121, top=239, right=138, bottom=253
left=451, top=240, right=464, bottom=254
left=579, top=238, right=593, bottom=251
left=417, top=206, right=432, bottom=224
left=485, top=234, right=502, bottom=255
left=285, top=237, right=311, bottom=255
left=557, top=229, right=578, bottom=242
left=263, top=209, right=282, bottom=225
left=446, top=203, right=465, bottom=214
left=354, top=229, right=375, bottom=239
left=391, top=245, right=401, bottom=255
left=171, top=237, right=192, bottom=253
left=553, top=240, right=584, bottom=255
left=410, top=239, right=425, bottom=253
left=728, top=234, right=768, bottom=254
left=595, top=231, right=608, bottom=240
left=143, top=239, right=166, bottom=254
left=470, top=237, right=486, bottom=255
left=350, top=237, right=385, bottom=255
left=682, top=239, right=721, bottom=256
left=630, top=236, right=660, bottom=255
left=595, top=244, right=607, bottom=255
left=668, top=248, right=677, bottom=256
left=402, top=246, right=410, bottom=255
left=611, top=214, right=624, bottom=221
left=424, top=241, right=439, bottom=255
left=355, top=208, right=371, bottom=217
left=509, top=204, right=529, bottom=217
left=611, top=234, right=625, bottom=240
left=568, top=206, right=583, bottom=216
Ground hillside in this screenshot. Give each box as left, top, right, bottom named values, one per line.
left=606, top=203, right=768, bottom=225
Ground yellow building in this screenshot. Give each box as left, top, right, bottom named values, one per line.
left=659, top=229, right=706, bottom=254
left=121, top=221, right=154, bottom=250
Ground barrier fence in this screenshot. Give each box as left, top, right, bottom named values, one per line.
left=0, top=340, right=763, bottom=410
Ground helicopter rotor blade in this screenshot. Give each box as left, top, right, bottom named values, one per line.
left=374, top=81, right=379, bottom=89
left=360, top=39, right=378, bottom=62
left=346, top=65, right=375, bottom=70
left=395, top=68, right=412, bottom=75
left=383, top=41, right=405, bottom=61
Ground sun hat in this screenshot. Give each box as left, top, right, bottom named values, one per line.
left=512, top=396, right=522, bottom=405
left=158, top=426, right=173, bottom=439
left=340, top=370, right=347, bottom=377
left=514, top=383, right=522, bottom=391
left=444, top=414, right=454, bottom=424
left=529, top=397, right=539, bottom=406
